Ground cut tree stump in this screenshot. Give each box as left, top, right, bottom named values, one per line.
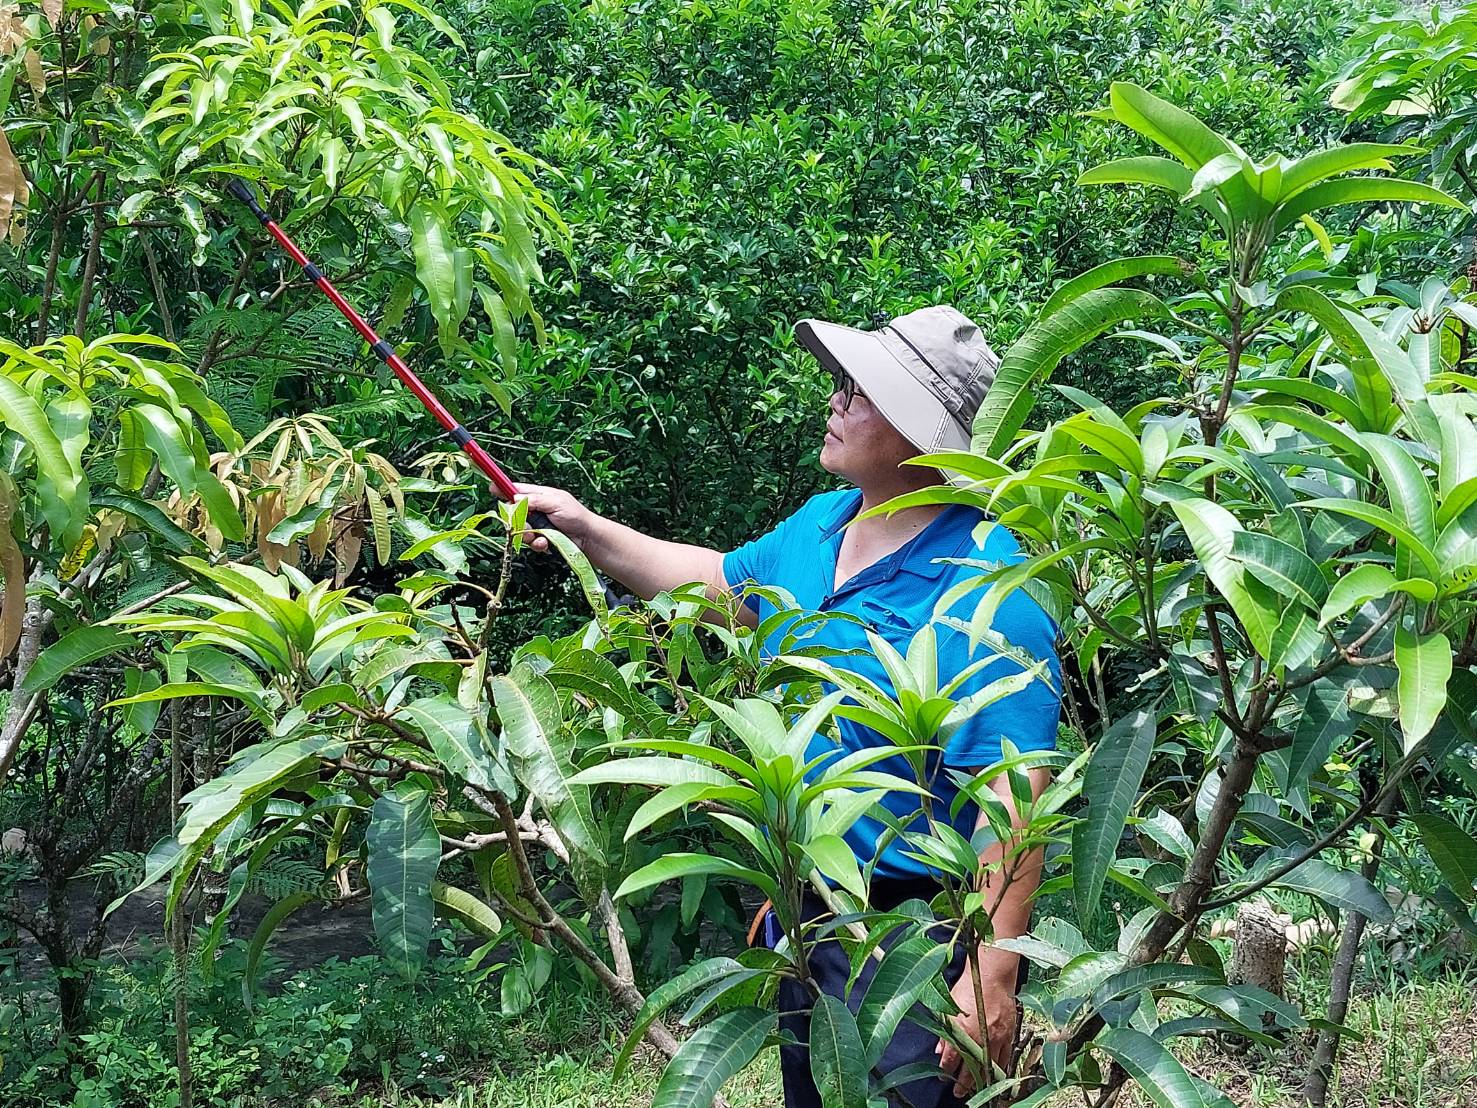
left=1228, top=899, right=1288, bottom=1002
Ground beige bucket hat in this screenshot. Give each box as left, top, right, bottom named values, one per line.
left=794, top=305, right=1000, bottom=455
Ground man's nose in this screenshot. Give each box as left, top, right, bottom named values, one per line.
left=828, top=390, right=845, bottom=415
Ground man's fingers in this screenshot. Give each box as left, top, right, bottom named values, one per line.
left=936, top=1040, right=960, bottom=1075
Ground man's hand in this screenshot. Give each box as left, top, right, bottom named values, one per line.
left=512, top=482, right=595, bottom=552
left=935, top=963, right=1018, bottom=1098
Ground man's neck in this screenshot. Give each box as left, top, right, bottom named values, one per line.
left=847, top=473, right=945, bottom=550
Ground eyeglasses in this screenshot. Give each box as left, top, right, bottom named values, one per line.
left=831, top=368, right=862, bottom=410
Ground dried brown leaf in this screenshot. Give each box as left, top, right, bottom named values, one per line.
left=41, top=0, right=60, bottom=30
left=22, top=47, right=42, bottom=95
left=256, top=490, right=285, bottom=573
left=306, top=512, right=330, bottom=561
left=0, top=474, right=26, bottom=658
left=0, top=11, right=28, bottom=56
left=0, top=125, right=30, bottom=246
left=334, top=526, right=363, bottom=587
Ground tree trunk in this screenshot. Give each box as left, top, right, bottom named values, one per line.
left=1300, top=819, right=1387, bottom=1107
left=35, top=910, right=91, bottom=1038
left=57, top=972, right=89, bottom=1036
left=170, top=700, right=194, bottom=1108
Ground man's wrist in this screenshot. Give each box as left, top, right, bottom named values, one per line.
left=566, top=508, right=605, bottom=553
left=972, top=942, right=1023, bottom=987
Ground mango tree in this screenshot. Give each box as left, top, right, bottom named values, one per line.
left=0, top=0, right=559, bottom=1065
left=890, top=82, right=1477, bottom=1105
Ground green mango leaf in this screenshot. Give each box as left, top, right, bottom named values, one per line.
left=1228, top=530, right=1328, bottom=610
left=809, top=993, right=869, bottom=1108
left=856, top=934, right=950, bottom=1069
left=1257, top=852, right=1393, bottom=923
left=1299, top=499, right=1441, bottom=580
left=92, top=491, right=205, bottom=553
left=18, top=625, right=133, bottom=696
left=614, top=853, right=778, bottom=904
left=431, top=881, right=503, bottom=937
left=1364, top=434, right=1436, bottom=552
left=1084, top=964, right=1222, bottom=1022
left=1274, top=286, right=1396, bottom=433
left=367, top=784, right=442, bottom=981
left=614, top=957, right=748, bottom=1079
left=1282, top=682, right=1353, bottom=792
left=1073, top=709, right=1156, bottom=928
left=571, top=757, right=737, bottom=790
left=400, top=695, right=496, bottom=790
left=113, top=408, right=152, bottom=491
left=1273, top=178, right=1466, bottom=237
left=411, top=201, right=463, bottom=357
left=242, top=890, right=317, bottom=1008
left=1095, top=1027, right=1210, bottom=1108
left=1411, top=813, right=1477, bottom=902
left=974, top=288, right=1171, bottom=459
left=492, top=667, right=604, bottom=862
left=1078, top=156, right=1193, bottom=193
left=649, top=1006, right=775, bottom=1108
left=376, top=0, right=466, bottom=47
left=196, top=471, right=245, bottom=541
left=1277, top=143, right=1418, bottom=202
left=0, top=374, right=84, bottom=545
left=130, top=402, right=200, bottom=496
left=624, top=781, right=755, bottom=842
left=537, top=525, right=611, bottom=619
left=266, top=492, right=332, bottom=545
left=802, top=833, right=867, bottom=901
left=1394, top=626, right=1452, bottom=748
left=1107, top=82, right=1239, bottom=169
left=1319, top=563, right=1397, bottom=627
left=1169, top=498, right=1280, bottom=657
left=1135, top=808, right=1193, bottom=860
left=103, top=835, right=183, bottom=918
left=1040, top=256, right=1185, bottom=319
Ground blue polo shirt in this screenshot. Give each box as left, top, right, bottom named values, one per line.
left=721, top=488, right=1061, bottom=881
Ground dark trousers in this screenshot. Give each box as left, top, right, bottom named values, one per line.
left=774, top=880, right=975, bottom=1108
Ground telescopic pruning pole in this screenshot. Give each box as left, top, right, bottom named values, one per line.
left=226, top=179, right=527, bottom=504
left=225, top=179, right=627, bottom=607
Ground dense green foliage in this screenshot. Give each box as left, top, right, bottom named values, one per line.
left=468, top=0, right=1355, bottom=552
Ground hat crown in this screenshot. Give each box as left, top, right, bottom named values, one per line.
left=882, top=305, right=998, bottom=428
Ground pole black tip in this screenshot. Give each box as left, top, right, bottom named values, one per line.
left=224, top=178, right=269, bottom=222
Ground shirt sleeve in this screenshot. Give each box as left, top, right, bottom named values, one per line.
left=938, top=541, right=1062, bottom=768
left=720, top=495, right=815, bottom=615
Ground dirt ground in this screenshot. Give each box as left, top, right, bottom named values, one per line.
left=5, top=877, right=382, bottom=989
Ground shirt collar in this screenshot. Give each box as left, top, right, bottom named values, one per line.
left=816, top=489, right=984, bottom=585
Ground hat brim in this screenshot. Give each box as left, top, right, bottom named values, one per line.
left=796, top=319, right=971, bottom=457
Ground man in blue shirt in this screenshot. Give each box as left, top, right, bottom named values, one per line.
left=516, top=305, right=1060, bottom=1107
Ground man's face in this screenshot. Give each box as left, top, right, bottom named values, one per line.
left=819, top=370, right=920, bottom=486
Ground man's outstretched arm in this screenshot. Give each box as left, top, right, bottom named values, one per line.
left=514, top=483, right=754, bottom=624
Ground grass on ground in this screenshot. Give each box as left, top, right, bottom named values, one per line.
left=357, top=969, right=1474, bottom=1108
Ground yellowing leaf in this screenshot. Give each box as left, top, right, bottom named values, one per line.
left=23, top=47, right=43, bottom=95
left=59, top=524, right=96, bottom=578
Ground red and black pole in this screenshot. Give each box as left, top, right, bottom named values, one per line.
left=225, top=178, right=545, bottom=523
left=226, top=180, right=630, bottom=609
